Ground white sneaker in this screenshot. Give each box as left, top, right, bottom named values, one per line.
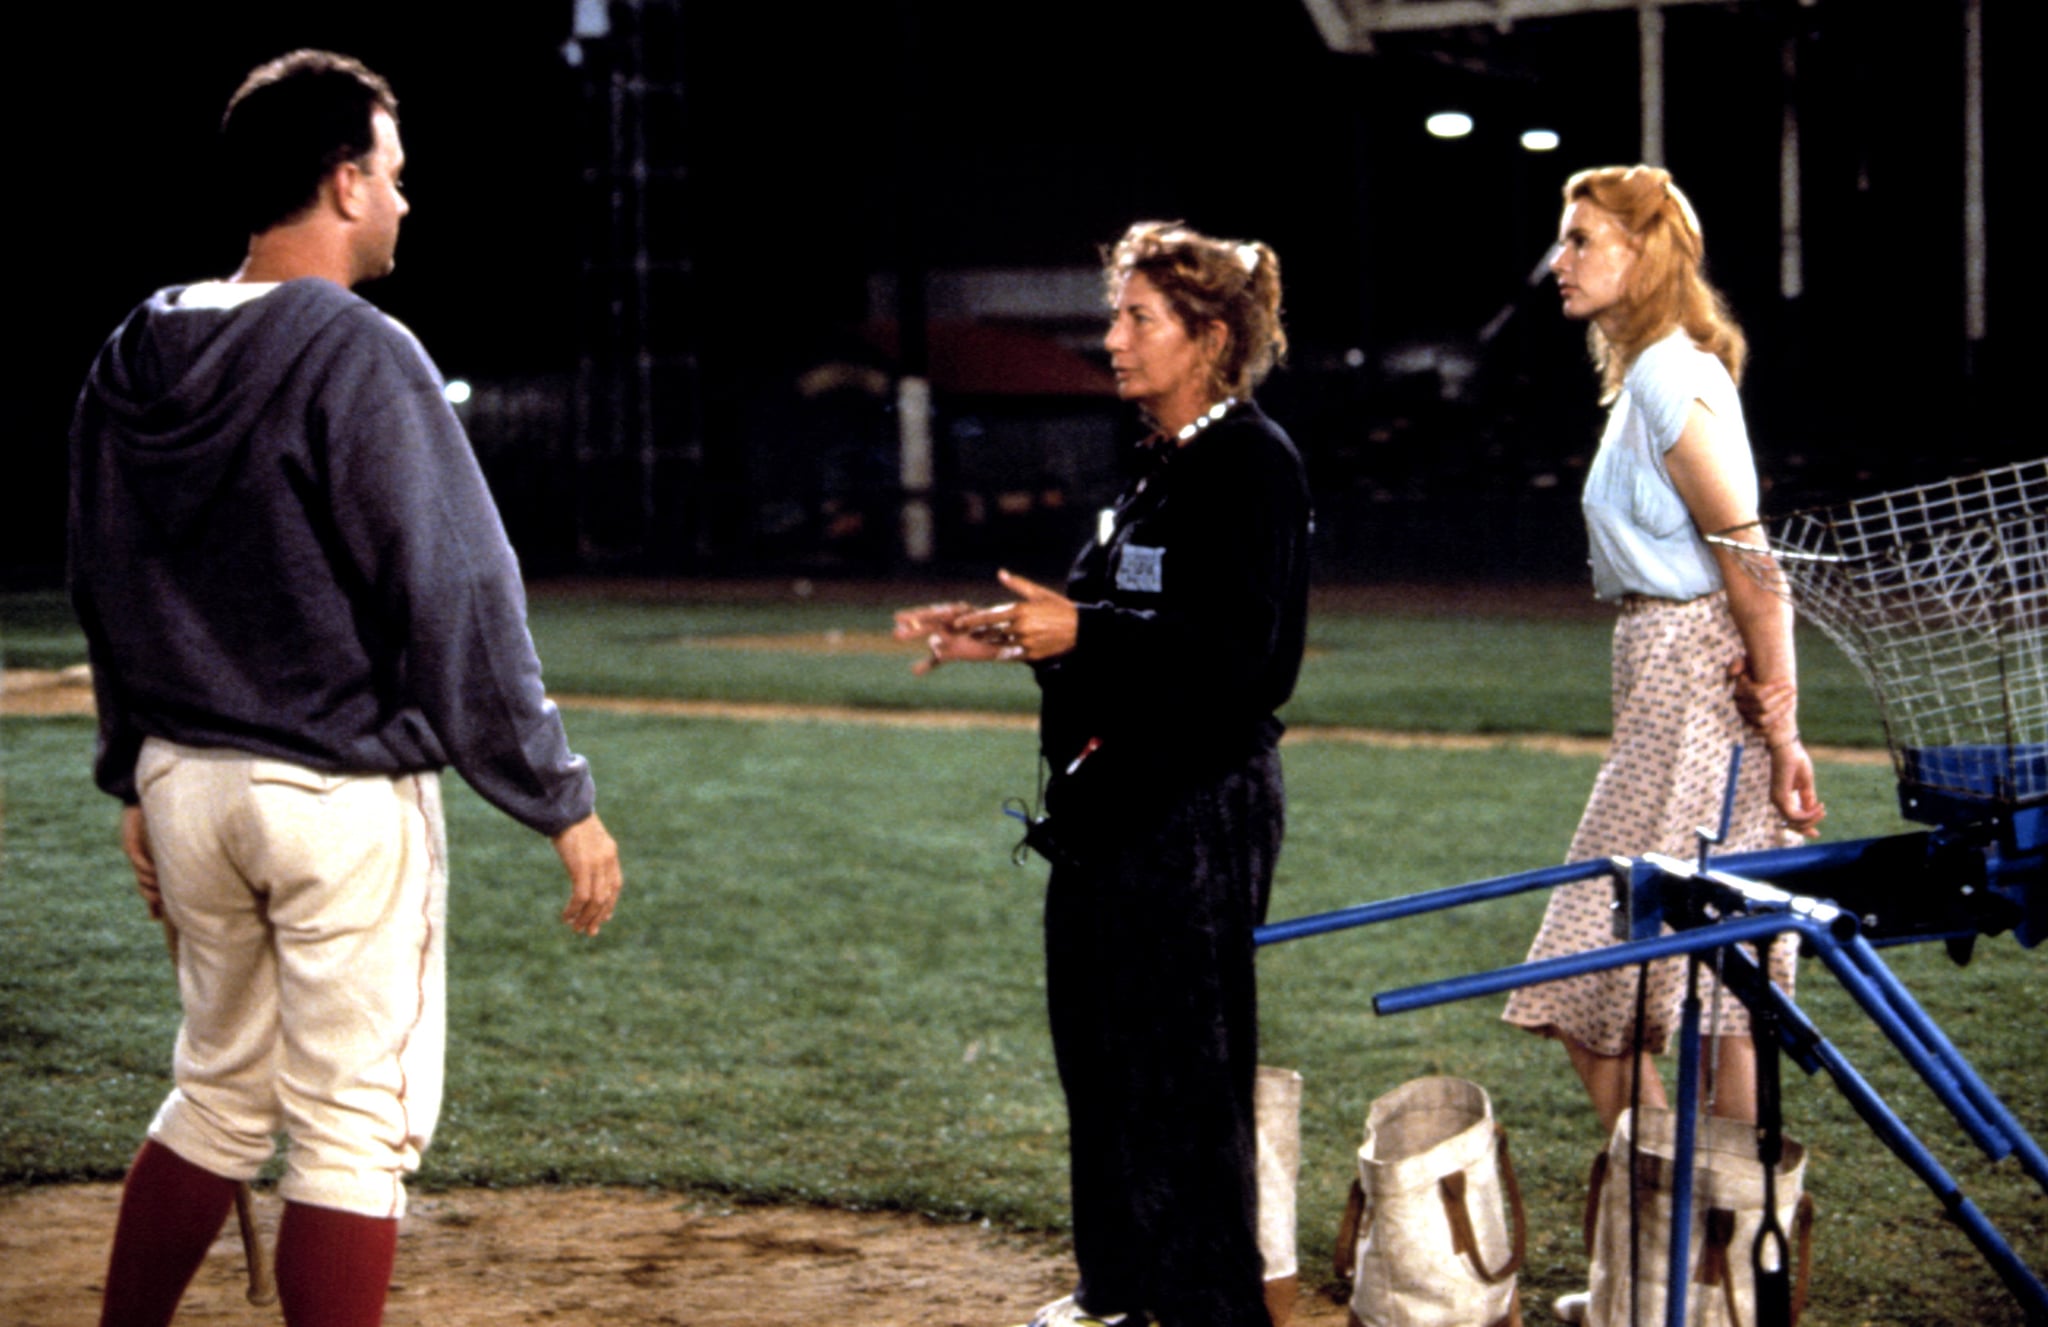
left=1552, top=1290, right=1590, bottom=1323
left=1018, top=1293, right=1132, bottom=1327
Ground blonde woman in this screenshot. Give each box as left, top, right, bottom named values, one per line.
left=1503, top=166, right=1826, bottom=1137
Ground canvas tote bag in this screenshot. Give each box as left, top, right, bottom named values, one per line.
left=1256, top=1065, right=1305, bottom=1327
left=1584, top=1106, right=1813, bottom=1327
left=1335, top=1076, right=1525, bottom=1327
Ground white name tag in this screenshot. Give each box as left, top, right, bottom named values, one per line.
left=1115, top=544, right=1165, bottom=593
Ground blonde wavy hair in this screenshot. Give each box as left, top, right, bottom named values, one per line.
left=1103, top=220, right=1287, bottom=404
left=1564, top=166, right=1746, bottom=401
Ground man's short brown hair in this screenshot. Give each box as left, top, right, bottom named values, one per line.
left=221, top=50, right=398, bottom=236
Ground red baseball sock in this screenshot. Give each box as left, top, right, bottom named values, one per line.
left=275, top=1200, right=399, bottom=1327
left=98, top=1139, right=238, bottom=1327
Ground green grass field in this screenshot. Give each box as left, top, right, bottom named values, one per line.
left=2, top=582, right=2039, bottom=1324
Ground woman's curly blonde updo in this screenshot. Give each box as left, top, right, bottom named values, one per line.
left=1104, top=220, right=1287, bottom=403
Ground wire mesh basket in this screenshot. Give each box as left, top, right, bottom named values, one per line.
left=1725, top=460, right=2047, bottom=826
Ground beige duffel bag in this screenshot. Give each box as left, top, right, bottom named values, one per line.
left=1257, top=1065, right=1304, bottom=1327
left=1334, top=1076, right=1525, bottom=1327
left=1582, top=1106, right=1812, bottom=1327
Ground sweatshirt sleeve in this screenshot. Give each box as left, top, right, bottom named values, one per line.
left=68, top=531, right=145, bottom=804
left=66, top=371, right=145, bottom=803
left=319, top=312, right=595, bottom=835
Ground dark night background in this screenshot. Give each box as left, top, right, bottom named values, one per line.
left=14, top=0, right=2031, bottom=589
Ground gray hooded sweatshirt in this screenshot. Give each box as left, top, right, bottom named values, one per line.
left=68, top=276, right=593, bottom=836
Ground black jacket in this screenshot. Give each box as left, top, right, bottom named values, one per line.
left=1035, top=400, right=1311, bottom=800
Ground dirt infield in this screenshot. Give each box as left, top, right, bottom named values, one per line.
left=0, top=666, right=95, bottom=716
left=1, top=1183, right=1354, bottom=1327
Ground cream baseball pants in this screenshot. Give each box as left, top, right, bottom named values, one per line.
left=136, top=738, right=447, bottom=1219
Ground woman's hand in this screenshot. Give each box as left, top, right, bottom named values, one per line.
left=1728, top=658, right=1796, bottom=732
left=892, top=601, right=1004, bottom=674
left=1768, top=739, right=1827, bottom=838
left=953, top=570, right=1079, bottom=663
left=1668, top=401, right=1826, bottom=839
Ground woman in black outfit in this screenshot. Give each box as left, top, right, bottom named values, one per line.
left=895, top=221, right=1310, bottom=1327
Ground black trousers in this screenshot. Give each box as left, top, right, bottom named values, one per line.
left=1043, top=747, right=1284, bottom=1327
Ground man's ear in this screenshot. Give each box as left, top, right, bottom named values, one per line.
left=328, top=161, right=369, bottom=222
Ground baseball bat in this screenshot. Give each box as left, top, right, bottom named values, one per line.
left=160, top=920, right=278, bottom=1306
left=232, top=1182, right=278, bottom=1305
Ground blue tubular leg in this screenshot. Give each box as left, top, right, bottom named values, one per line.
left=1742, top=978, right=2048, bottom=1317
left=1806, top=935, right=2013, bottom=1159
left=1666, top=958, right=1705, bottom=1327
left=1836, top=933, right=2048, bottom=1189
left=1682, top=861, right=2015, bottom=1160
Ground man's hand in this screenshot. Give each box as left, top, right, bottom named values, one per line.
left=120, top=805, right=162, bottom=919
left=552, top=813, right=622, bottom=936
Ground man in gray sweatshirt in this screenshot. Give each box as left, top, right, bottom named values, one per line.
left=68, top=50, right=622, bottom=1327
